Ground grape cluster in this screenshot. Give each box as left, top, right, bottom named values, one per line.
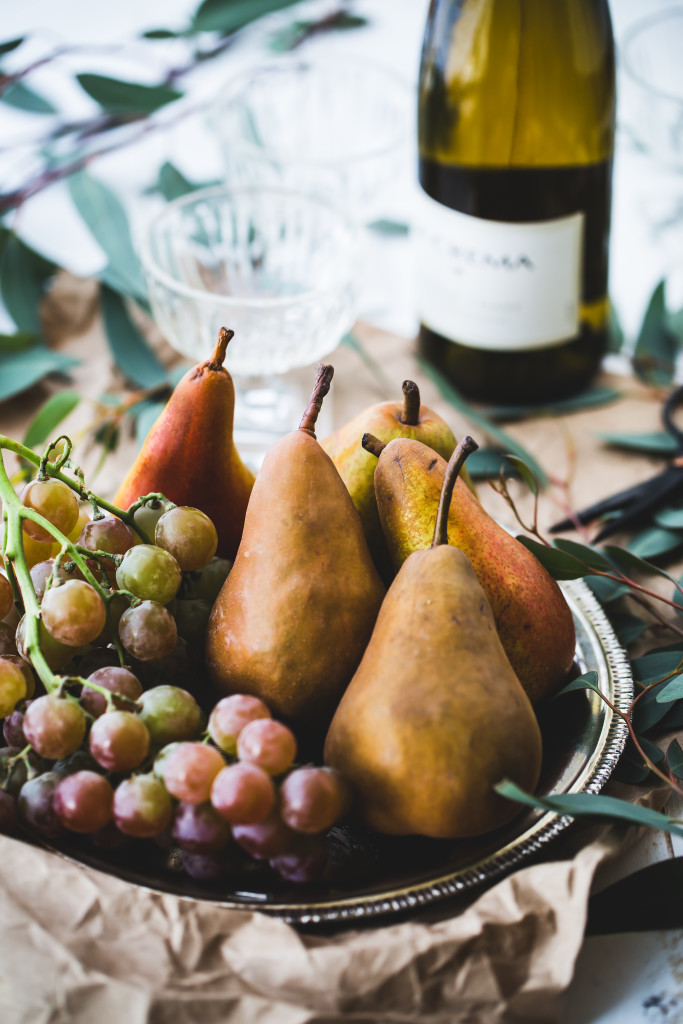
left=0, top=462, right=353, bottom=888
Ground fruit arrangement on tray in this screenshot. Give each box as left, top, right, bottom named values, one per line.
left=0, top=328, right=578, bottom=891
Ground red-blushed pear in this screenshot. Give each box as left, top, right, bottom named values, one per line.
left=114, top=328, right=255, bottom=560
left=321, top=380, right=473, bottom=580
left=205, top=364, right=385, bottom=751
left=324, top=437, right=543, bottom=839
left=362, top=433, right=576, bottom=704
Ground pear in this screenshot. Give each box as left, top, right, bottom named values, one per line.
left=324, top=437, right=543, bottom=839
left=321, top=381, right=473, bottom=580
left=363, top=433, right=576, bottom=704
left=205, top=364, right=385, bottom=746
left=114, top=329, right=255, bottom=559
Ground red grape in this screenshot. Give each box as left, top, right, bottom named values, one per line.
left=0, top=789, right=18, bottom=836
left=172, top=801, right=231, bottom=854
left=208, top=694, right=271, bottom=755
left=81, top=666, right=143, bottom=718
left=279, top=767, right=352, bottom=834
left=89, top=710, right=150, bottom=772
left=21, top=478, right=79, bottom=543
left=232, top=812, right=296, bottom=860
left=53, top=771, right=114, bottom=833
left=113, top=774, right=172, bottom=838
left=78, top=516, right=135, bottom=560
left=181, top=847, right=241, bottom=882
left=237, top=718, right=297, bottom=776
left=155, top=506, right=218, bottom=572
left=30, top=558, right=84, bottom=603
left=41, top=579, right=107, bottom=646
left=270, top=834, right=328, bottom=883
left=18, top=771, right=64, bottom=837
left=161, top=742, right=225, bottom=804
left=23, top=694, right=86, bottom=759
left=118, top=600, right=178, bottom=661
left=210, top=761, right=275, bottom=824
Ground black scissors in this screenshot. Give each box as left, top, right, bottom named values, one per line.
left=550, top=383, right=683, bottom=543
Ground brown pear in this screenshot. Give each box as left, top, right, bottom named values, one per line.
left=324, top=437, right=543, bottom=839
left=114, top=329, right=255, bottom=559
left=321, top=381, right=473, bottom=579
left=363, top=434, right=576, bottom=704
left=205, top=364, right=385, bottom=747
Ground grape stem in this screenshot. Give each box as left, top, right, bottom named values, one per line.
left=0, top=433, right=167, bottom=689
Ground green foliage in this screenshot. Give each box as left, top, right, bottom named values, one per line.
left=22, top=392, right=81, bottom=449
left=0, top=233, right=56, bottom=333
left=100, top=287, right=169, bottom=390
left=0, top=348, right=79, bottom=402
left=596, top=430, right=679, bottom=455
left=192, top=0, right=303, bottom=33
left=0, top=37, right=24, bottom=57
left=632, top=279, right=679, bottom=386
left=0, top=80, right=56, bottom=114
left=76, top=74, right=183, bottom=116
left=485, top=386, right=621, bottom=422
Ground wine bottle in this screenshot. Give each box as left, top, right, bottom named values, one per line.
left=416, top=0, right=616, bottom=404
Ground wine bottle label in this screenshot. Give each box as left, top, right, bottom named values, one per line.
left=415, top=191, right=584, bottom=351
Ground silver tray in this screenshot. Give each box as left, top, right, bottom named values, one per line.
left=43, top=578, right=632, bottom=927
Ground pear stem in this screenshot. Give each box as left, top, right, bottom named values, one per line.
left=299, top=363, right=334, bottom=437
left=432, top=436, right=479, bottom=548
left=400, top=380, right=420, bottom=426
left=362, top=433, right=387, bottom=459
left=207, top=327, right=234, bottom=370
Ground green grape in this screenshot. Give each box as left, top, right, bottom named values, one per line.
left=116, top=545, right=182, bottom=605
left=15, top=615, right=75, bottom=672
left=137, top=685, right=203, bottom=746
left=20, top=478, right=79, bottom=543
left=133, top=499, right=171, bottom=543
left=172, top=598, right=211, bottom=650
left=192, top=557, right=232, bottom=604
left=0, top=658, right=27, bottom=717
left=41, top=580, right=107, bottom=646
left=113, top=774, right=172, bottom=838
left=0, top=573, right=13, bottom=620
left=154, top=506, right=218, bottom=572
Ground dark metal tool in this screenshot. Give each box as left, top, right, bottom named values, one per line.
left=550, top=382, right=683, bottom=543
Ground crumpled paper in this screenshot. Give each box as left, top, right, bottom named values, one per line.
left=0, top=830, right=616, bottom=1024
left=0, top=293, right=674, bottom=1023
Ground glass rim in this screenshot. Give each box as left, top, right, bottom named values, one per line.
left=139, top=184, right=361, bottom=309
left=210, top=55, right=414, bottom=167
left=620, top=8, right=683, bottom=106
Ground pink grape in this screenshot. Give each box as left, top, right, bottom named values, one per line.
left=210, top=761, right=275, bottom=824
left=237, top=718, right=297, bottom=776
left=23, top=694, right=86, bottom=760
left=89, top=711, right=150, bottom=772
left=208, top=694, right=271, bottom=755
left=279, top=767, right=352, bottom=834
left=161, top=742, right=225, bottom=804
left=113, top=775, right=172, bottom=838
left=78, top=516, right=135, bottom=560
left=41, top=580, right=107, bottom=646
left=118, top=600, right=178, bottom=661
left=53, top=771, right=114, bottom=833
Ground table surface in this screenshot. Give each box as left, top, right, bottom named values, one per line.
left=1, top=0, right=682, bottom=1019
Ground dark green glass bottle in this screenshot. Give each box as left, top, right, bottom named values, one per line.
left=416, top=0, right=616, bottom=403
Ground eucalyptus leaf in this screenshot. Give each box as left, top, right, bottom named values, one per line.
left=416, top=358, right=548, bottom=486
left=192, top=0, right=302, bottom=33
left=22, top=391, right=81, bottom=449
left=627, top=527, right=683, bottom=561
left=667, top=739, right=683, bottom=779
left=655, top=506, right=683, bottom=529
left=0, top=37, right=24, bottom=57
left=0, top=331, right=39, bottom=353
left=495, top=780, right=683, bottom=839
left=631, top=649, right=683, bottom=685
left=340, top=332, right=393, bottom=395
left=484, top=387, right=621, bottom=422
left=367, top=219, right=410, bottom=236
left=607, top=301, right=625, bottom=354
left=100, top=286, right=169, bottom=390
left=515, top=537, right=599, bottom=580
left=655, top=673, right=683, bottom=704
left=596, top=430, right=679, bottom=455
left=584, top=575, right=630, bottom=604
left=67, top=170, right=146, bottom=301
left=632, top=685, right=673, bottom=733
left=464, top=448, right=519, bottom=481
left=553, top=538, right=612, bottom=571
left=0, top=234, right=56, bottom=332
left=504, top=455, right=538, bottom=495
left=0, top=80, right=56, bottom=114
left=0, top=347, right=78, bottom=403
left=609, top=611, right=650, bottom=647
left=554, top=671, right=600, bottom=697
left=142, top=29, right=181, bottom=39
left=603, top=544, right=681, bottom=586
left=660, top=700, right=683, bottom=730
left=155, top=162, right=196, bottom=201
left=76, top=74, right=182, bottom=116
left=132, top=399, right=165, bottom=448
left=633, top=279, right=678, bottom=386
